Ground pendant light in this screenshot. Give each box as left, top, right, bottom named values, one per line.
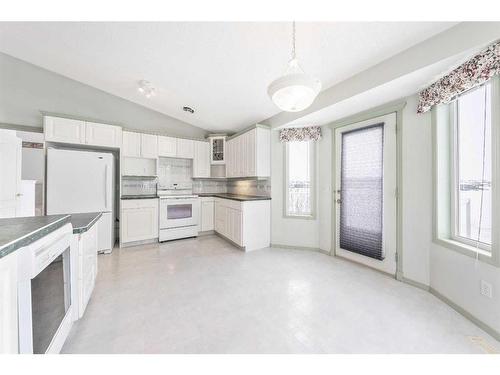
left=268, top=21, right=322, bottom=112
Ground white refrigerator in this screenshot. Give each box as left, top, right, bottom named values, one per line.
left=47, top=148, right=115, bottom=253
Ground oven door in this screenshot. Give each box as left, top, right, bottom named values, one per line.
left=160, top=198, right=200, bottom=229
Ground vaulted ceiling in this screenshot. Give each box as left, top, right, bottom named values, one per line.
left=0, top=22, right=458, bottom=132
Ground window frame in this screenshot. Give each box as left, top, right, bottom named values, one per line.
left=283, top=140, right=316, bottom=219
left=449, top=86, right=492, bottom=252
left=433, top=75, right=500, bottom=266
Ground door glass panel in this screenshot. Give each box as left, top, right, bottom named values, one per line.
left=167, top=204, right=193, bottom=220
left=339, top=124, right=384, bottom=260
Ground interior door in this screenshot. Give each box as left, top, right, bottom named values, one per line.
left=334, top=113, right=397, bottom=275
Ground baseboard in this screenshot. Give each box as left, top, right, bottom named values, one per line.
left=429, top=287, right=500, bottom=342
left=119, top=238, right=158, bottom=248
left=401, top=277, right=430, bottom=292
left=198, top=230, right=215, bottom=236
left=271, top=243, right=322, bottom=254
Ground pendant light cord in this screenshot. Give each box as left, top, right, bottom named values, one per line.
left=291, top=21, right=296, bottom=60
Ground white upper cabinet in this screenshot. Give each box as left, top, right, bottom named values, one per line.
left=85, top=121, right=122, bottom=148
left=44, top=116, right=86, bottom=145
left=176, top=138, right=194, bottom=159
left=158, top=136, right=177, bottom=157
left=209, top=136, right=226, bottom=164
left=122, top=131, right=158, bottom=159
left=44, top=116, right=122, bottom=148
left=0, top=130, right=22, bottom=219
left=140, top=133, right=158, bottom=159
left=225, top=126, right=269, bottom=178
left=193, top=141, right=210, bottom=178
left=122, top=131, right=142, bottom=157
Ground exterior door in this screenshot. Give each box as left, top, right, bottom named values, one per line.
left=334, top=113, right=397, bottom=275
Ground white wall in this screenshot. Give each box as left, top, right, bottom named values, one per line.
left=0, top=52, right=206, bottom=139
left=400, top=95, right=432, bottom=285
left=271, top=93, right=499, bottom=335
left=271, top=129, right=319, bottom=249
left=271, top=127, right=331, bottom=252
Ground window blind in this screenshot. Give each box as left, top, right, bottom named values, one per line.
left=339, top=124, right=384, bottom=260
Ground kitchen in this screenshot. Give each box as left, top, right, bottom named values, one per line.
left=0, top=115, right=271, bottom=354
left=1, top=19, right=500, bottom=360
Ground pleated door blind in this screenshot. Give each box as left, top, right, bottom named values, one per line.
left=339, top=124, right=384, bottom=260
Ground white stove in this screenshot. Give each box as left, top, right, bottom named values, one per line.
left=158, top=186, right=200, bottom=242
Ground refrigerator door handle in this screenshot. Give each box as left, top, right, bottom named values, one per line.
left=104, top=164, right=108, bottom=210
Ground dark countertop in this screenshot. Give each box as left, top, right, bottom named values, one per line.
left=121, top=195, right=159, bottom=200
left=70, top=212, right=102, bottom=234
left=197, top=193, right=271, bottom=201
left=0, top=215, right=71, bottom=259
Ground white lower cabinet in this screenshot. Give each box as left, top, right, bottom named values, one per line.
left=0, top=252, right=18, bottom=353
left=73, top=221, right=98, bottom=319
left=200, top=197, right=215, bottom=232
left=214, top=198, right=270, bottom=250
left=120, top=199, right=159, bottom=245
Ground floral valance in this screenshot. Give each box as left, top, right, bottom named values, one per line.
left=417, top=40, right=500, bottom=114
left=279, top=126, right=322, bottom=142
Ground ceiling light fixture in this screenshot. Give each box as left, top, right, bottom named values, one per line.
left=137, top=80, right=156, bottom=98
left=267, top=21, right=321, bottom=112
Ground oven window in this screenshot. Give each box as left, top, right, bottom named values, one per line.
left=167, top=204, right=193, bottom=220
left=31, top=248, right=71, bottom=354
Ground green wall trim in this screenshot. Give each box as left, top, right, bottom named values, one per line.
left=429, top=287, right=500, bottom=342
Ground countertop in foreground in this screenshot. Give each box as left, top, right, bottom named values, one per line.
left=0, top=215, right=70, bottom=259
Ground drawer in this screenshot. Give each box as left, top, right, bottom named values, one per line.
left=121, top=198, right=158, bottom=209
left=201, top=196, right=216, bottom=203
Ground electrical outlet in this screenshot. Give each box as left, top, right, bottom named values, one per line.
left=480, top=280, right=493, bottom=299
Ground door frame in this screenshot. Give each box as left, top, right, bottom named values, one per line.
left=327, top=100, right=406, bottom=279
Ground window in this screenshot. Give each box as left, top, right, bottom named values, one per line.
left=284, top=141, right=315, bottom=217
left=452, top=84, right=492, bottom=249
left=434, top=77, right=499, bottom=265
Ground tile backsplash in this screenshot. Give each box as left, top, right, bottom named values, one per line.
left=193, top=178, right=271, bottom=197
left=227, top=179, right=271, bottom=197
left=192, top=179, right=227, bottom=194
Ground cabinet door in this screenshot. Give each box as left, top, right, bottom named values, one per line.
left=0, top=252, right=18, bottom=353
left=193, top=141, right=210, bottom=178
left=228, top=208, right=242, bottom=245
left=215, top=201, right=226, bottom=235
left=176, top=138, right=194, bottom=159
left=158, top=136, right=177, bottom=157
left=44, top=116, right=86, bottom=144
left=122, top=131, right=142, bottom=157
left=226, top=139, right=234, bottom=177
left=140, top=134, right=158, bottom=159
left=121, top=205, right=158, bottom=243
left=0, top=131, right=21, bottom=219
left=246, top=130, right=256, bottom=176
left=85, top=122, right=122, bottom=148
left=201, top=201, right=215, bottom=231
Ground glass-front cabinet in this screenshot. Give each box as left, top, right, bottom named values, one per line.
left=209, top=136, right=226, bottom=165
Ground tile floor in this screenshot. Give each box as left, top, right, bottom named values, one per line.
left=62, top=235, right=499, bottom=354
